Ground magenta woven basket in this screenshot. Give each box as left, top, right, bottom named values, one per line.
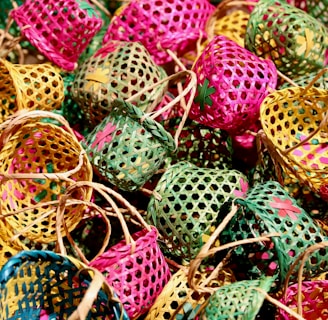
left=188, top=35, right=277, bottom=134
left=103, top=0, right=215, bottom=65
left=89, top=226, right=171, bottom=319
left=278, top=280, right=328, bottom=319
left=10, top=0, right=103, bottom=71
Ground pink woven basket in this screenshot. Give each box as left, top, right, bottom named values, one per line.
left=188, top=35, right=277, bottom=134
left=89, top=226, right=171, bottom=319
left=103, top=0, right=215, bottom=65
left=278, top=280, right=328, bottom=319
left=10, top=0, right=103, bottom=71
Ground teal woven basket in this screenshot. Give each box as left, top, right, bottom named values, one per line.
left=0, top=250, right=129, bottom=320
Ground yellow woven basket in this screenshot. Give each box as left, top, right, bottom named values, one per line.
left=260, top=85, right=328, bottom=197
left=0, top=111, right=93, bottom=243
left=0, top=59, right=64, bottom=123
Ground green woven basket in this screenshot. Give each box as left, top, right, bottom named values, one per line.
left=306, top=0, right=328, bottom=27
left=279, top=70, right=328, bottom=90
left=164, top=117, right=233, bottom=170
left=200, top=277, right=274, bottom=320
left=72, top=40, right=168, bottom=127
left=146, top=161, right=249, bottom=263
left=219, top=181, right=328, bottom=288
left=83, top=98, right=176, bottom=192
left=245, top=0, right=328, bottom=77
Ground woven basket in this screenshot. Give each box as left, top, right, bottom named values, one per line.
left=0, top=111, right=93, bottom=243
left=206, top=0, right=250, bottom=48
left=245, top=0, right=328, bottom=77
left=306, top=0, right=328, bottom=27
left=0, top=250, right=128, bottom=320
left=164, top=117, right=233, bottom=170
left=260, top=85, right=328, bottom=197
left=218, top=181, right=328, bottom=287
left=72, top=40, right=168, bottom=127
left=200, top=277, right=274, bottom=319
left=146, top=161, right=249, bottom=263
left=83, top=98, right=175, bottom=192
left=189, top=35, right=277, bottom=134
left=103, top=0, right=215, bottom=65
left=10, top=0, right=103, bottom=71
left=0, top=0, right=23, bottom=37
left=145, top=266, right=234, bottom=320
left=0, top=59, right=64, bottom=124
left=279, top=70, right=328, bottom=90
left=79, top=182, right=172, bottom=320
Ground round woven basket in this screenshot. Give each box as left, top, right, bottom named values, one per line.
left=146, top=161, right=249, bottom=263
left=83, top=98, right=175, bottom=192
left=10, top=0, right=103, bottom=71
left=245, top=0, right=328, bottom=77
left=0, top=111, right=93, bottom=244
left=72, top=40, right=168, bottom=127
left=200, top=277, right=274, bottom=319
left=260, top=85, right=328, bottom=197
left=189, top=35, right=277, bottom=134
left=218, top=181, right=328, bottom=287
left=0, top=59, right=64, bottom=124
left=0, top=250, right=128, bottom=320
left=103, top=0, right=215, bottom=65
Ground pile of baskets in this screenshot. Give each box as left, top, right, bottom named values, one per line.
left=0, top=0, right=328, bottom=319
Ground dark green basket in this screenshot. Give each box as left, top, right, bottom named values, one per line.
left=219, top=181, right=328, bottom=288
left=146, top=161, right=248, bottom=263
left=245, top=0, right=328, bottom=77
left=83, top=98, right=175, bottom=192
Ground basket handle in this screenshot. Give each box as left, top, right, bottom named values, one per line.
left=188, top=201, right=280, bottom=293
left=282, top=241, right=328, bottom=317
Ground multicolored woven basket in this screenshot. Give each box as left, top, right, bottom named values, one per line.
left=0, top=250, right=129, bottom=319
left=245, top=0, right=328, bottom=77
left=0, top=111, right=93, bottom=243
left=103, top=0, right=215, bottom=65
left=260, top=85, right=328, bottom=198
left=189, top=35, right=277, bottom=134
left=83, top=98, right=176, bottom=192
left=0, top=59, right=64, bottom=123
left=72, top=40, right=168, bottom=127
left=146, top=161, right=249, bottom=262
left=10, top=0, right=103, bottom=71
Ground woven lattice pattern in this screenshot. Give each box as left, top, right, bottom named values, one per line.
left=189, top=35, right=277, bottom=133
left=278, top=280, right=328, bottom=319
left=103, top=0, right=215, bottom=65
left=0, top=59, right=64, bottom=123
left=10, top=0, right=103, bottom=71
left=307, top=0, right=328, bottom=27
left=72, top=40, right=167, bottom=127
left=210, top=10, right=250, bottom=47
left=164, top=118, right=233, bottom=169
left=146, top=161, right=248, bottom=262
left=201, top=277, right=273, bottom=319
left=260, top=86, right=328, bottom=194
left=0, top=220, right=26, bottom=268
left=220, top=181, right=328, bottom=285
left=84, top=99, right=175, bottom=192
left=280, top=70, right=328, bottom=90
left=245, top=0, right=328, bottom=77
left=0, top=250, right=123, bottom=320
left=145, top=268, right=230, bottom=320
left=0, top=121, right=93, bottom=243
left=89, top=227, right=171, bottom=319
